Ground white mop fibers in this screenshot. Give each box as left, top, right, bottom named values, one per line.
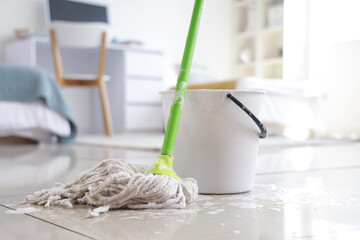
left=24, top=159, right=198, bottom=210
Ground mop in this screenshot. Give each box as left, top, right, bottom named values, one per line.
left=24, top=0, right=205, bottom=214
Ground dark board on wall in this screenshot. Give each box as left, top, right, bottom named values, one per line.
left=48, top=0, right=108, bottom=23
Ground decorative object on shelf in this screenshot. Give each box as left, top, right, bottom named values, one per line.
left=233, top=0, right=283, bottom=78
left=111, top=38, right=144, bottom=47
left=238, top=47, right=254, bottom=64
left=14, top=29, right=46, bottom=40
left=245, top=2, right=257, bottom=32
left=14, top=29, right=30, bottom=40
left=267, top=3, right=283, bottom=28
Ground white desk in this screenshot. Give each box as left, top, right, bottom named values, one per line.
left=4, top=37, right=165, bottom=134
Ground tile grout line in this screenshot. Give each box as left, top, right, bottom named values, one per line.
left=75, top=142, right=160, bottom=152
left=256, top=164, right=360, bottom=176
left=259, top=141, right=357, bottom=150
left=295, top=227, right=360, bottom=239
left=0, top=204, right=98, bottom=240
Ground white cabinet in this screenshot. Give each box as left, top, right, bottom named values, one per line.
left=124, top=52, right=163, bottom=78
left=122, top=51, right=164, bottom=132
left=125, top=105, right=163, bottom=131
left=233, top=0, right=284, bottom=79
left=124, top=78, right=163, bottom=104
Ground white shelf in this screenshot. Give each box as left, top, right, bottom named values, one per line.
left=261, top=57, right=283, bottom=66
left=235, top=32, right=256, bottom=40
left=236, top=62, right=256, bottom=68
left=260, top=26, right=283, bottom=35
left=233, top=0, right=284, bottom=78
left=234, top=1, right=250, bottom=8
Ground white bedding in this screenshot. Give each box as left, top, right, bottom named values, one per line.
left=236, top=77, right=324, bottom=129
left=0, top=100, right=71, bottom=141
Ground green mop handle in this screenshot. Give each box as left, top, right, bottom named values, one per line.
left=161, top=0, right=205, bottom=156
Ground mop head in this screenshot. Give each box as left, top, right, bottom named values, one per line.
left=24, top=159, right=198, bottom=212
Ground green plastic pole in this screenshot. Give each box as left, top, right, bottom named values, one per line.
left=161, top=0, right=205, bottom=156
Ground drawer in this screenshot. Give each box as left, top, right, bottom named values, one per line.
left=125, top=105, right=163, bottom=131
left=124, top=51, right=163, bottom=78
left=125, top=79, right=164, bottom=104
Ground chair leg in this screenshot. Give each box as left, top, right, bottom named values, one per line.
left=98, top=81, right=113, bottom=137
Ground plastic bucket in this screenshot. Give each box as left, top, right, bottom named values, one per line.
left=161, top=89, right=266, bottom=194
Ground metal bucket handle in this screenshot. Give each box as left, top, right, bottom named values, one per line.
left=227, top=93, right=267, bottom=138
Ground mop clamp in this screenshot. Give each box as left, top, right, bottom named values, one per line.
left=148, top=155, right=180, bottom=180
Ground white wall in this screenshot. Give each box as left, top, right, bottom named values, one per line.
left=283, top=0, right=309, bottom=81
left=0, top=0, right=45, bottom=60
left=0, top=0, right=234, bottom=82
left=0, top=0, right=234, bottom=133
left=106, top=0, right=234, bottom=85
left=307, top=0, right=360, bottom=135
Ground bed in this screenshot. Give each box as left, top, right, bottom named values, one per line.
left=0, top=64, right=76, bottom=143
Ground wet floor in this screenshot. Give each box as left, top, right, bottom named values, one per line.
left=1, top=140, right=360, bottom=239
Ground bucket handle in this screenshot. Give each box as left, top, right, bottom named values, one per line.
left=227, top=93, right=267, bottom=138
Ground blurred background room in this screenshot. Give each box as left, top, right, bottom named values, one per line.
left=2, top=1, right=360, bottom=239
left=0, top=0, right=359, bottom=145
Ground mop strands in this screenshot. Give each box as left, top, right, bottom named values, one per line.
left=24, top=159, right=198, bottom=216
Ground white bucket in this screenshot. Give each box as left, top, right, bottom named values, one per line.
left=161, top=89, right=266, bottom=194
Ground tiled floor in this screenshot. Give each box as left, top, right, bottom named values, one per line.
left=1, top=140, right=360, bottom=239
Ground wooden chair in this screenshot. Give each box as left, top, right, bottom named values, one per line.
left=50, top=21, right=113, bottom=136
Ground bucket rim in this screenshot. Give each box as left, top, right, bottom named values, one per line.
left=159, top=89, right=267, bottom=94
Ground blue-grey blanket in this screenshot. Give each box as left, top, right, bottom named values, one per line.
left=0, top=64, right=76, bottom=143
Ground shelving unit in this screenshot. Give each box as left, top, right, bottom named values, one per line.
left=233, top=0, right=284, bottom=79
